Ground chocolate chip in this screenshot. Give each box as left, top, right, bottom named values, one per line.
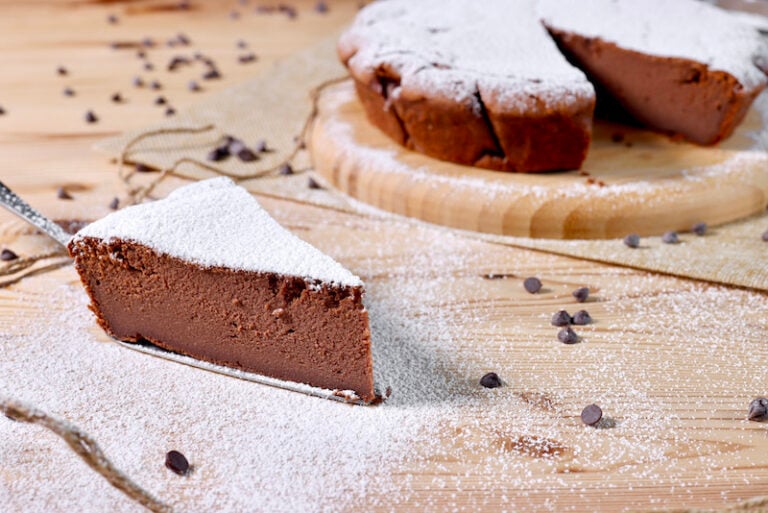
left=255, top=139, right=268, bottom=153
left=479, top=372, right=502, bottom=389
left=748, top=397, right=768, bottom=421
left=308, top=177, right=323, bottom=189
left=314, top=0, right=328, bottom=13
left=278, top=163, right=293, bottom=175
left=165, top=450, right=190, bottom=476
left=187, top=80, right=201, bottom=92
left=142, top=37, right=156, bottom=48
left=572, top=287, right=589, bottom=303
left=144, top=62, right=155, bottom=71
left=110, top=92, right=123, bottom=103
left=237, top=148, right=258, bottom=162
left=571, top=310, right=592, bottom=326
left=63, top=87, right=75, bottom=97
left=56, top=66, right=68, bottom=76
left=623, top=233, right=640, bottom=248
left=0, top=106, right=5, bottom=116
left=611, top=132, right=624, bottom=143
left=165, top=107, right=176, bottom=117
left=580, top=404, right=602, bottom=426
left=107, top=14, right=119, bottom=24
left=154, top=96, right=167, bottom=105
left=551, top=310, right=571, bottom=327
left=135, top=163, right=153, bottom=173
left=0, top=249, right=18, bottom=261
left=762, top=229, right=768, bottom=242
left=662, top=231, right=679, bottom=244
left=167, top=56, right=191, bottom=72
left=692, top=222, right=707, bottom=236
left=557, top=327, right=579, bottom=344
left=84, top=110, right=98, bottom=124
left=176, top=33, right=191, bottom=46
left=149, top=80, right=162, bottom=90
left=202, top=68, right=221, bottom=80
left=57, top=186, right=73, bottom=200
left=229, top=9, right=241, bottom=19
left=207, top=145, right=230, bottom=162
left=132, top=76, right=144, bottom=88
left=237, top=39, right=248, bottom=49
left=137, top=50, right=147, bottom=59
left=523, top=277, right=542, bottom=294
left=278, top=3, right=297, bottom=18
left=108, top=197, right=119, bottom=210
left=238, top=53, right=258, bottom=64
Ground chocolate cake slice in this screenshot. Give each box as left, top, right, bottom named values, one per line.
left=68, top=178, right=375, bottom=402
left=539, top=0, right=768, bottom=145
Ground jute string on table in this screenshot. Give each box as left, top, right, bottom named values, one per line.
left=1, top=398, right=170, bottom=513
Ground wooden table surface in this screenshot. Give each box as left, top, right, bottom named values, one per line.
left=2, top=1, right=768, bottom=512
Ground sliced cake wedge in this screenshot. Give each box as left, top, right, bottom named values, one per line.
left=68, top=178, right=375, bottom=402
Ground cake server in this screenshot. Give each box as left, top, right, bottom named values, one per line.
left=0, top=180, right=377, bottom=406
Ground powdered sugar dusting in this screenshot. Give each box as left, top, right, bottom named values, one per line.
left=539, top=0, right=768, bottom=89
left=73, top=177, right=362, bottom=287
left=341, top=0, right=594, bottom=109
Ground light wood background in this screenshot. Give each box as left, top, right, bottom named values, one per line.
left=2, top=1, right=768, bottom=512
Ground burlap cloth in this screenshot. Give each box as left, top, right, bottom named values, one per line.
left=96, top=37, right=768, bottom=293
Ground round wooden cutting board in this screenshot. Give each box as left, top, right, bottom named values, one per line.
left=310, top=80, right=768, bottom=239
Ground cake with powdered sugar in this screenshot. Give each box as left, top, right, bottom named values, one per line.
left=540, top=0, right=768, bottom=145
left=338, top=0, right=596, bottom=173
left=68, top=177, right=375, bottom=402
left=339, top=0, right=768, bottom=172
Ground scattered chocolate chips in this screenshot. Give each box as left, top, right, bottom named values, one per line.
left=144, top=62, right=155, bottom=71
left=207, top=145, right=230, bottom=162
left=308, top=177, right=322, bottom=190
left=238, top=53, right=258, bottom=64
left=551, top=310, right=571, bottom=327
left=479, top=372, right=503, bottom=389
left=135, top=163, right=153, bottom=173
left=56, top=66, right=68, bottom=76
left=165, top=450, right=190, bottom=476
left=187, top=80, right=201, bottom=92
left=278, top=163, right=293, bottom=175
left=572, top=287, right=589, bottom=303
left=662, top=231, right=679, bottom=244
left=610, top=132, right=624, bottom=143
left=254, top=139, right=268, bottom=153
left=63, top=87, right=75, bottom=97
left=176, top=33, right=191, bottom=46
left=132, top=76, right=144, bottom=88
left=571, top=310, right=592, bottom=326
left=108, top=197, right=119, bottom=210
left=202, top=68, right=221, bottom=80
left=57, top=186, right=73, bottom=200
left=142, top=37, right=156, bottom=48
left=580, top=404, right=603, bottom=426
left=154, top=96, right=167, bottom=105
left=0, top=106, right=5, bottom=116
left=557, top=327, right=579, bottom=345
left=692, top=222, right=707, bottom=236
left=0, top=249, right=19, bottom=261
left=278, top=3, right=298, bottom=18
left=314, top=0, right=328, bottom=13
left=762, top=229, right=768, bottom=242
left=229, top=9, right=241, bottom=19
left=748, top=397, right=768, bottom=421
left=237, top=39, right=248, bottom=49
left=107, top=14, right=119, bottom=24
left=84, top=110, right=98, bottom=124
left=623, top=233, right=640, bottom=248
left=149, top=80, right=162, bottom=90
left=237, top=148, right=258, bottom=162
left=523, top=277, right=542, bottom=294
left=110, top=92, right=123, bottom=103
left=165, top=107, right=176, bottom=117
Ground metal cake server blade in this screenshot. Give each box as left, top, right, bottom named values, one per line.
left=0, top=180, right=378, bottom=406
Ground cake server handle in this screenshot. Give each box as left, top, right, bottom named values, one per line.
left=0, top=180, right=71, bottom=248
